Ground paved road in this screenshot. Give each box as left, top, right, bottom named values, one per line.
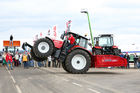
left=0, top=66, right=140, bottom=93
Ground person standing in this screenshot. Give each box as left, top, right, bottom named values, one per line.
left=27, top=52, right=31, bottom=67
left=43, top=60, right=47, bottom=67
left=34, top=60, right=39, bottom=68
left=134, top=53, right=138, bottom=68
left=48, top=56, right=51, bottom=67
left=22, top=52, right=28, bottom=69
left=18, top=53, right=22, bottom=66
left=124, top=52, right=130, bottom=68
left=14, top=52, right=19, bottom=66
left=2, top=52, right=7, bottom=67
left=137, top=56, right=140, bottom=69
left=56, top=60, right=61, bottom=68
left=10, top=35, right=13, bottom=47
left=6, top=52, right=13, bottom=70
left=52, top=57, right=57, bottom=67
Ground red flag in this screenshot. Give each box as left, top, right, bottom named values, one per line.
left=66, top=20, right=72, bottom=33
left=40, top=32, right=42, bottom=37
left=53, top=26, right=57, bottom=37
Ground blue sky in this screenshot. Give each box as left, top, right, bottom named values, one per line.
left=0, top=0, right=140, bottom=51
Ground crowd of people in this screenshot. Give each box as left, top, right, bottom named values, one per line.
left=0, top=51, right=61, bottom=70
left=120, top=53, right=140, bottom=69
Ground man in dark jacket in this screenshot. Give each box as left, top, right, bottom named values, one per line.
left=134, top=53, right=138, bottom=68
left=124, top=52, right=130, bottom=68
left=10, top=35, right=13, bottom=46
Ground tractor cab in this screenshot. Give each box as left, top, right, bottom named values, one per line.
left=94, top=34, right=120, bottom=55
left=61, top=31, right=88, bottom=48
left=67, top=32, right=88, bottom=48
left=94, top=34, right=114, bottom=47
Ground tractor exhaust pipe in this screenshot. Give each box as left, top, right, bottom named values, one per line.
left=81, top=10, right=94, bottom=47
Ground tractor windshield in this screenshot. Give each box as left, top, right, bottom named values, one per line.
left=77, top=38, right=88, bottom=48
left=98, top=37, right=113, bottom=47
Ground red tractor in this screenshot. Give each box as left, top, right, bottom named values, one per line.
left=22, top=31, right=127, bottom=74
left=93, top=34, right=120, bottom=55
left=22, top=11, right=127, bottom=74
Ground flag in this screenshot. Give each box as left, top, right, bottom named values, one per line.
left=53, top=26, right=57, bottom=37
left=40, top=32, right=42, bottom=37
left=66, top=20, right=72, bottom=33
left=48, top=29, right=50, bottom=36
left=35, top=34, right=38, bottom=40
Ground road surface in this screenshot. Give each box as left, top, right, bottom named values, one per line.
left=0, top=66, right=140, bottom=93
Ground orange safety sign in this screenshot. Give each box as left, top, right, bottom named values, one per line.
left=3, top=41, right=20, bottom=47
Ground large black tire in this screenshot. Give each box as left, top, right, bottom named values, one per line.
left=113, top=48, right=120, bottom=56
left=65, top=49, right=91, bottom=74
left=62, top=62, right=71, bottom=73
left=30, top=49, right=46, bottom=62
left=33, top=38, right=54, bottom=58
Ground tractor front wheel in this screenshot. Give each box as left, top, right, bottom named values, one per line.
left=65, top=49, right=91, bottom=74
left=33, top=38, right=54, bottom=58
left=30, top=49, right=46, bottom=62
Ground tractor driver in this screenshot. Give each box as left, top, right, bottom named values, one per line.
left=66, top=34, right=75, bottom=53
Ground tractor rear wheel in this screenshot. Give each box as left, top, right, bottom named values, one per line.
left=33, top=38, right=54, bottom=58
left=30, top=49, right=46, bottom=62
left=62, top=62, right=71, bottom=73
left=65, top=49, right=91, bottom=74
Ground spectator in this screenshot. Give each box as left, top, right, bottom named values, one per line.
left=14, top=52, right=19, bottom=66
left=134, top=53, right=138, bottom=68
left=27, top=52, right=32, bottom=67
left=43, top=60, right=47, bottom=67
left=137, top=56, right=140, bottom=69
left=124, top=52, right=130, bottom=68
left=56, top=60, right=61, bottom=68
left=6, top=52, right=13, bottom=70
left=19, top=53, right=22, bottom=66
left=22, top=52, right=28, bottom=69
left=48, top=56, right=51, bottom=67
left=34, top=60, right=39, bottom=69
left=52, top=57, right=57, bottom=67
left=2, top=52, right=7, bottom=67
left=10, top=35, right=13, bottom=47
left=119, top=53, right=124, bottom=58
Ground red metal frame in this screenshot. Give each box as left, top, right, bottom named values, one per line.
left=92, top=55, right=127, bottom=68
left=112, top=45, right=118, bottom=49
left=94, top=46, right=102, bottom=49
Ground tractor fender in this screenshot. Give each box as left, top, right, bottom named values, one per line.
left=45, top=36, right=55, bottom=48
left=69, top=46, right=92, bottom=58
left=68, top=46, right=94, bottom=68
left=45, top=36, right=63, bottom=49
